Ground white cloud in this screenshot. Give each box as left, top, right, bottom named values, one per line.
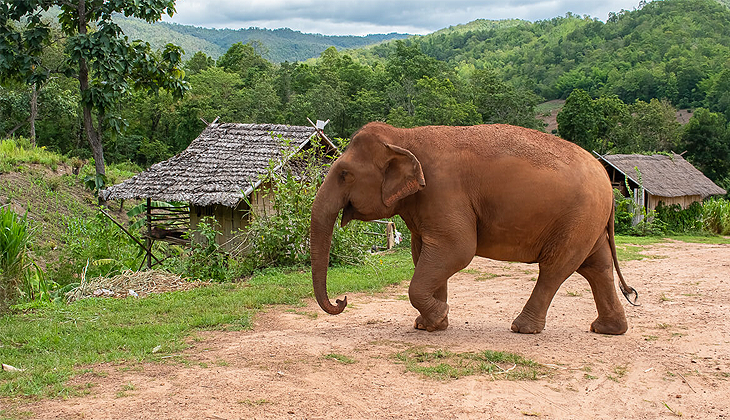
left=165, top=0, right=644, bottom=35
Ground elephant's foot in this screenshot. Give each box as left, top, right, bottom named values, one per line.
left=413, top=304, right=449, bottom=332
left=511, top=312, right=545, bottom=334
left=590, top=316, right=628, bottom=335
left=414, top=314, right=449, bottom=332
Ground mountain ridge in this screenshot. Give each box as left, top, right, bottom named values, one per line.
left=115, top=16, right=410, bottom=62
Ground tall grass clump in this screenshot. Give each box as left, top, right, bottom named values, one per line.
left=0, top=207, right=33, bottom=310
left=51, top=211, right=144, bottom=286
left=0, top=138, right=65, bottom=172
left=702, top=198, right=730, bottom=235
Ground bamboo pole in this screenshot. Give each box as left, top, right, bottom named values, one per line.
left=146, top=198, right=152, bottom=269
left=99, top=209, right=163, bottom=266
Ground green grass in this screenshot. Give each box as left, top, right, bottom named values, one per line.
left=0, top=139, right=66, bottom=172
left=393, top=347, right=547, bottom=381
left=613, top=234, right=730, bottom=261
left=615, top=234, right=730, bottom=245
left=0, top=249, right=414, bottom=398
left=322, top=353, right=357, bottom=364
left=535, top=100, right=565, bottom=115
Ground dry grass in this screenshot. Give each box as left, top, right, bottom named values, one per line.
left=65, top=270, right=207, bottom=302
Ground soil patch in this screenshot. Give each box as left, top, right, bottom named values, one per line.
left=16, top=241, right=730, bottom=419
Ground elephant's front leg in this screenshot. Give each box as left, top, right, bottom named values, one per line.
left=409, top=236, right=474, bottom=332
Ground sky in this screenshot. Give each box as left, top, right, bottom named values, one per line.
left=163, top=0, right=645, bottom=36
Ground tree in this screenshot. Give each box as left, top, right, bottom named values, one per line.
left=217, top=42, right=272, bottom=87
left=413, top=76, right=481, bottom=126
left=627, top=98, right=681, bottom=152
left=557, top=90, right=632, bottom=153
left=184, top=51, right=214, bottom=75
left=0, top=0, right=188, bottom=179
left=469, top=68, right=543, bottom=129
left=681, top=108, right=730, bottom=182
left=556, top=89, right=598, bottom=150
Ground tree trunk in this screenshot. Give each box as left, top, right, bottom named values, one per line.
left=77, top=0, right=105, bottom=177
left=29, top=84, right=37, bottom=146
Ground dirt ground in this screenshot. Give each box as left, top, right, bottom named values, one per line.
left=16, top=240, right=730, bottom=419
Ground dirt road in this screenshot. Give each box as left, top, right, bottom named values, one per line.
left=24, top=241, right=730, bottom=419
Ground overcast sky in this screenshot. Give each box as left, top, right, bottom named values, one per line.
left=163, top=0, right=645, bottom=36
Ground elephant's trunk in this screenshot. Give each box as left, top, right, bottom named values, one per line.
left=310, top=178, right=347, bottom=314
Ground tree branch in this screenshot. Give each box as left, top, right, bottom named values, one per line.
left=1, top=118, right=30, bottom=140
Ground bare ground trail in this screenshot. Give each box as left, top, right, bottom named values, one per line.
left=18, top=241, right=730, bottom=419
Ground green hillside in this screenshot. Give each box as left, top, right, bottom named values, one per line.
left=355, top=0, right=730, bottom=107
left=115, top=17, right=226, bottom=58
left=115, top=17, right=409, bottom=61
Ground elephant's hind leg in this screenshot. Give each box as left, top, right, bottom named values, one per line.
left=511, top=261, right=577, bottom=334
left=577, top=238, right=628, bottom=335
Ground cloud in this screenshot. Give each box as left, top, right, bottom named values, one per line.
left=165, top=0, right=643, bottom=35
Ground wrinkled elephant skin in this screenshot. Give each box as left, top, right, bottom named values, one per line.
left=311, top=122, right=636, bottom=335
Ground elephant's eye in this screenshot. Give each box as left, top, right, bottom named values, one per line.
left=339, top=170, right=354, bottom=183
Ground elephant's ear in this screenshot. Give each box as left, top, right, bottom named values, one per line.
left=381, top=144, right=426, bottom=208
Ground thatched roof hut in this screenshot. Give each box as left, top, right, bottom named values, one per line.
left=102, top=122, right=337, bottom=250
left=598, top=153, right=726, bottom=214
left=103, top=123, right=335, bottom=206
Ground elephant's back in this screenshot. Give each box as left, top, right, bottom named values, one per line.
left=412, top=124, right=586, bottom=171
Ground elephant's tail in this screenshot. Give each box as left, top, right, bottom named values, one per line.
left=609, top=203, right=640, bottom=306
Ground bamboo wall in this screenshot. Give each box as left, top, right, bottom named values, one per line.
left=189, top=185, right=276, bottom=252
left=648, top=194, right=702, bottom=211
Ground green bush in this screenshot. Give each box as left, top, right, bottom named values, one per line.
left=51, top=211, right=143, bottom=285
left=0, top=207, right=56, bottom=310
left=0, top=207, right=31, bottom=309
left=702, top=198, right=730, bottom=235
left=0, top=138, right=66, bottom=172
left=613, top=188, right=667, bottom=236
left=165, top=216, right=229, bottom=282
left=655, top=201, right=704, bottom=234
left=613, top=189, right=635, bottom=234
left=239, top=145, right=375, bottom=273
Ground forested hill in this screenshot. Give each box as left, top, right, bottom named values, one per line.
left=115, top=16, right=409, bottom=62
left=356, top=0, right=730, bottom=108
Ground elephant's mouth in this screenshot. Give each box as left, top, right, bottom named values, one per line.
left=341, top=201, right=355, bottom=227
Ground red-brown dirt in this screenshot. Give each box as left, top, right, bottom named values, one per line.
left=16, top=240, right=730, bottom=419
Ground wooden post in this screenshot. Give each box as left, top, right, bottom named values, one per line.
left=386, top=222, right=395, bottom=250
left=146, top=197, right=152, bottom=269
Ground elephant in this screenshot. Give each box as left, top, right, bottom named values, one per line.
left=310, top=122, right=638, bottom=335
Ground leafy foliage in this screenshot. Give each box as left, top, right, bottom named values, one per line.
left=0, top=207, right=32, bottom=310
left=52, top=211, right=143, bottom=286
left=681, top=108, right=730, bottom=182
left=654, top=202, right=704, bottom=234
left=239, top=145, right=374, bottom=273
left=702, top=198, right=730, bottom=235
left=171, top=216, right=228, bottom=282
left=0, top=0, right=189, bottom=176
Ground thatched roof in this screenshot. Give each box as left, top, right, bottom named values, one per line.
left=599, top=153, right=726, bottom=198
left=102, top=123, right=332, bottom=207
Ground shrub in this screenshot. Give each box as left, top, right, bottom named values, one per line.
left=0, top=138, right=66, bottom=172
left=0, top=207, right=55, bottom=310
left=654, top=201, right=703, bottom=234
left=238, top=145, right=375, bottom=273
left=51, top=211, right=143, bottom=285
left=167, top=216, right=229, bottom=282
left=613, top=188, right=667, bottom=236
left=613, top=189, right=635, bottom=234
left=702, top=198, right=730, bottom=235
left=0, top=207, right=31, bottom=309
